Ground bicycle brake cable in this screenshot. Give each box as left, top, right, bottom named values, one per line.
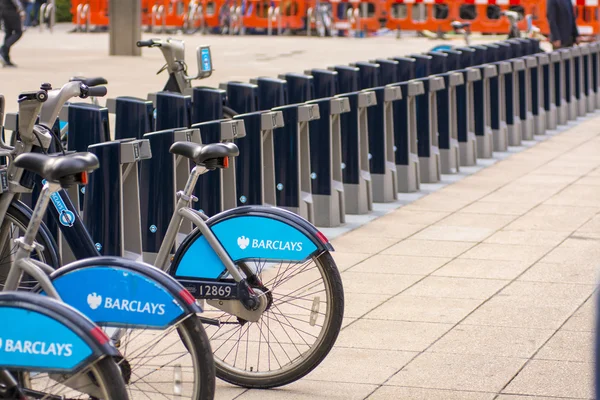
left=156, top=63, right=169, bottom=75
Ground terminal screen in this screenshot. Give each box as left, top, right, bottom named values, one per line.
left=201, top=48, right=212, bottom=72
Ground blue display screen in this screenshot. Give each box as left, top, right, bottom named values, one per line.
left=201, top=48, right=211, bottom=72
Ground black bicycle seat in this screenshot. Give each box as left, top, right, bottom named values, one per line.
left=170, top=142, right=239, bottom=168
left=69, top=76, right=109, bottom=87
left=13, top=152, right=99, bottom=186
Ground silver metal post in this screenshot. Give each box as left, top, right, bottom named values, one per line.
left=154, top=166, right=202, bottom=271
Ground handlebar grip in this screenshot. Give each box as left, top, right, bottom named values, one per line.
left=137, top=40, right=155, bottom=47
left=87, top=86, right=108, bottom=98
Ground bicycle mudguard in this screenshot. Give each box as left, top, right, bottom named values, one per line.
left=45, top=257, right=201, bottom=329
left=0, top=292, right=117, bottom=372
left=171, top=205, right=334, bottom=280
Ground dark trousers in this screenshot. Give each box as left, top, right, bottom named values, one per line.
left=1, top=9, right=23, bottom=59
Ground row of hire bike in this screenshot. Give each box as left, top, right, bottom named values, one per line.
left=0, top=41, right=345, bottom=399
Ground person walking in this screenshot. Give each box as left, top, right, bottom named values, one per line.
left=22, top=0, right=34, bottom=28
left=0, top=0, right=25, bottom=67
left=547, top=0, right=580, bottom=49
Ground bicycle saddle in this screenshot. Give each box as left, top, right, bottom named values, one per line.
left=170, top=142, right=239, bottom=169
left=69, top=76, right=109, bottom=87
left=13, top=152, right=99, bottom=186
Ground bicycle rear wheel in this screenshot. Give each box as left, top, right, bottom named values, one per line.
left=201, top=251, right=344, bottom=388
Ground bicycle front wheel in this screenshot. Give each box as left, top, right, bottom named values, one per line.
left=202, top=251, right=344, bottom=388
left=17, top=356, right=129, bottom=399
left=112, top=315, right=215, bottom=400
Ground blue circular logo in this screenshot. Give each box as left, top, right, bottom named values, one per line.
left=341, top=163, right=346, bottom=170
left=59, top=210, right=75, bottom=227
left=80, top=187, right=86, bottom=194
left=95, top=243, right=102, bottom=251
left=310, top=172, right=317, bottom=179
left=149, top=225, right=157, bottom=233
left=239, top=195, right=247, bottom=204
left=277, top=183, right=284, bottom=191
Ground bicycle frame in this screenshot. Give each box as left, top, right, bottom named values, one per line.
left=3, top=181, right=64, bottom=298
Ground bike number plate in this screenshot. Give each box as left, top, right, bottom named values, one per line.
left=180, top=280, right=238, bottom=300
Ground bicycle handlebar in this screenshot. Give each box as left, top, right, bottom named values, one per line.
left=137, top=39, right=161, bottom=48
left=82, top=85, right=108, bottom=98
left=38, top=81, right=107, bottom=129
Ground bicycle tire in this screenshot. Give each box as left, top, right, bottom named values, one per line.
left=18, top=356, right=129, bottom=399
left=177, top=315, right=217, bottom=400
left=207, top=251, right=344, bottom=389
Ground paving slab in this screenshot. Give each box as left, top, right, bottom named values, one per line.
left=502, top=360, right=594, bottom=399
left=367, top=386, right=496, bottom=400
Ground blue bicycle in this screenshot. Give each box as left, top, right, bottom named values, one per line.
left=0, top=79, right=345, bottom=389
left=0, top=86, right=216, bottom=399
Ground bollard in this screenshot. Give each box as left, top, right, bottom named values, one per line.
left=388, top=57, right=421, bottom=191
left=562, top=48, right=578, bottom=121
left=271, top=103, right=320, bottom=222
left=558, top=49, right=572, bottom=124
left=590, top=43, right=600, bottom=109
left=462, top=45, right=496, bottom=159
left=67, top=103, right=110, bottom=152
left=302, top=69, right=349, bottom=227
left=332, top=65, right=361, bottom=94
left=191, top=87, right=228, bottom=123
left=85, top=139, right=152, bottom=260
left=232, top=110, right=284, bottom=207
left=308, top=69, right=339, bottom=98
left=106, top=97, right=154, bottom=140
left=485, top=42, right=511, bottom=152
left=330, top=64, right=376, bottom=213
left=519, top=56, right=538, bottom=140
left=153, top=91, right=192, bottom=131
left=505, top=57, right=525, bottom=146
left=335, top=90, right=376, bottom=214
left=190, top=119, right=246, bottom=216
left=428, top=51, right=462, bottom=174
left=581, top=44, right=595, bottom=113
left=572, top=46, right=588, bottom=117
left=544, top=52, right=561, bottom=131
left=66, top=103, right=110, bottom=211
left=408, top=54, right=443, bottom=182
left=251, top=77, right=288, bottom=110
left=492, top=62, right=512, bottom=150
left=283, top=73, right=315, bottom=103
left=532, top=53, right=549, bottom=135
left=445, top=48, right=479, bottom=166
left=355, top=61, right=401, bottom=202
left=305, top=96, right=350, bottom=227
left=220, top=81, right=259, bottom=114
